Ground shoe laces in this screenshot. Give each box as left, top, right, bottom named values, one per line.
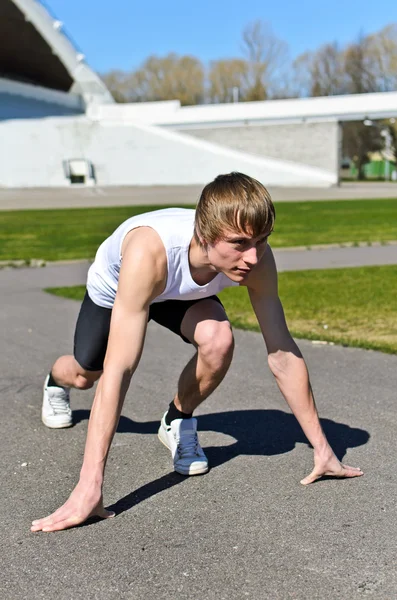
left=48, top=388, right=70, bottom=415
left=176, top=428, right=199, bottom=458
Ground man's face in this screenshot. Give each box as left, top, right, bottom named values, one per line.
left=205, top=228, right=271, bottom=281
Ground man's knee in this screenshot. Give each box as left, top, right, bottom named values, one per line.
left=196, top=320, right=234, bottom=370
left=73, top=370, right=101, bottom=390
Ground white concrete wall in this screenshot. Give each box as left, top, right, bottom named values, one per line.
left=87, top=100, right=180, bottom=123
left=181, top=122, right=340, bottom=173
left=0, top=116, right=336, bottom=188
left=88, top=92, right=397, bottom=184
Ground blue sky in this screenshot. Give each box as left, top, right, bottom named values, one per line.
left=46, top=0, right=396, bottom=74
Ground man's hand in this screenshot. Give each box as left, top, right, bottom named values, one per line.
left=300, top=450, right=363, bottom=485
left=31, top=483, right=115, bottom=532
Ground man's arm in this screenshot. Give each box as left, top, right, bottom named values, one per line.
left=245, top=245, right=363, bottom=485
left=31, top=228, right=167, bottom=532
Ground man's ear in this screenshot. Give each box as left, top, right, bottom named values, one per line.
left=201, top=237, right=211, bottom=253
left=195, top=229, right=207, bottom=248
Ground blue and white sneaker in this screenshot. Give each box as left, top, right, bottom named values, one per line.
left=158, top=413, right=208, bottom=475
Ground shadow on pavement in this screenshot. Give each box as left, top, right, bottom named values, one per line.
left=73, top=408, right=370, bottom=519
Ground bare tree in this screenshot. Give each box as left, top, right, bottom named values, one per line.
left=131, top=54, right=205, bottom=105
left=292, top=26, right=397, bottom=98
left=366, top=24, right=397, bottom=92
left=101, top=70, right=129, bottom=103
left=291, top=52, right=314, bottom=97
left=292, top=43, right=345, bottom=97
left=101, top=21, right=397, bottom=107
left=102, top=54, right=204, bottom=105
left=311, top=43, right=346, bottom=96
left=343, top=34, right=378, bottom=94
left=208, top=59, right=248, bottom=103
left=241, top=20, right=289, bottom=100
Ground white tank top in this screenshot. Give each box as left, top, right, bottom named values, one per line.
left=87, top=208, right=238, bottom=308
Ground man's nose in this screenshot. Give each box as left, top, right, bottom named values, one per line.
left=243, top=246, right=258, bottom=265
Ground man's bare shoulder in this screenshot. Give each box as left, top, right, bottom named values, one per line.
left=118, top=227, right=168, bottom=300
left=121, top=226, right=165, bottom=256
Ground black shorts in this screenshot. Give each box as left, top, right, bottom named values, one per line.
left=74, top=291, right=223, bottom=371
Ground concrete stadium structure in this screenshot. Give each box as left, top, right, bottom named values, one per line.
left=1, top=0, right=397, bottom=188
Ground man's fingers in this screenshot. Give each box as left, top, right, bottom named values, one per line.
left=31, top=515, right=73, bottom=532
left=31, top=507, right=65, bottom=526
left=34, top=516, right=81, bottom=532
left=340, top=464, right=364, bottom=478
left=300, top=464, right=364, bottom=486
left=300, top=470, right=321, bottom=486
left=31, top=513, right=67, bottom=531
left=97, top=508, right=116, bottom=519
left=31, top=507, right=115, bottom=532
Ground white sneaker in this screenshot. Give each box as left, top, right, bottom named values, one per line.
left=42, top=374, right=72, bottom=428
left=158, top=413, right=208, bottom=476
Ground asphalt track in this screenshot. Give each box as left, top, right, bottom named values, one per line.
left=1, top=256, right=396, bottom=599
left=0, top=182, right=396, bottom=210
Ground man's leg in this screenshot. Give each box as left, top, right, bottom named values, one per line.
left=42, top=359, right=102, bottom=429
left=42, top=291, right=111, bottom=429
left=158, top=299, right=234, bottom=475
left=176, top=298, right=234, bottom=413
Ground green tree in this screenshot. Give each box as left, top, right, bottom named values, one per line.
left=343, top=121, right=384, bottom=180
left=381, top=122, right=397, bottom=169
left=390, top=124, right=397, bottom=165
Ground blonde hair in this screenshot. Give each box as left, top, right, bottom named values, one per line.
left=194, top=172, right=275, bottom=246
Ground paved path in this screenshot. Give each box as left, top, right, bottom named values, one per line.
left=275, top=243, right=397, bottom=270
left=1, top=262, right=396, bottom=599
left=0, top=182, right=396, bottom=210
left=4, top=242, right=396, bottom=273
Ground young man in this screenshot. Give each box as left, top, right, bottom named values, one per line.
left=31, top=172, right=363, bottom=533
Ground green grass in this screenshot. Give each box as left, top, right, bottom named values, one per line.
left=1, top=198, right=397, bottom=261
left=47, top=286, right=86, bottom=301
left=46, top=264, right=397, bottom=355
left=0, top=205, right=167, bottom=262
left=274, top=198, right=397, bottom=247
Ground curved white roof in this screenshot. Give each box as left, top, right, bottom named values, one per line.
left=0, top=0, right=113, bottom=105
left=161, top=91, right=397, bottom=127
left=91, top=91, right=397, bottom=127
